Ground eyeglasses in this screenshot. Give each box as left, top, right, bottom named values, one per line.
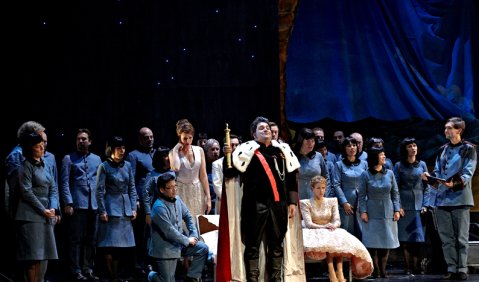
left=165, top=185, right=177, bottom=190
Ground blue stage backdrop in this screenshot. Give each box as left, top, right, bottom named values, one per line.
left=286, top=0, right=478, bottom=123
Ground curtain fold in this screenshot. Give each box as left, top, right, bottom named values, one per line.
left=285, top=0, right=477, bottom=123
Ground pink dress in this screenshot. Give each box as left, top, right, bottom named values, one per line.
left=300, top=197, right=373, bottom=279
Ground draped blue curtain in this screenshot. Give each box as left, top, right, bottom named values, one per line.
left=285, top=0, right=477, bottom=123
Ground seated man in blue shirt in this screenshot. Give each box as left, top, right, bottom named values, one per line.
left=147, top=173, right=209, bottom=282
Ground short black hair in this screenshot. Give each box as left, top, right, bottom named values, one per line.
left=341, top=136, right=359, bottom=159
left=157, top=173, right=176, bottom=190
left=399, top=137, right=418, bottom=160
left=250, top=116, right=270, bottom=138
left=105, top=136, right=125, bottom=157
left=293, top=128, right=315, bottom=153
left=367, top=146, right=385, bottom=169
left=152, top=146, right=170, bottom=170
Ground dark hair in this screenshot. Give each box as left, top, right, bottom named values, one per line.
left=250, top=116, right=270, bottom=138
left=446, top=117, right=465, bottom=135
left=399, top=137, right=418, bottom=161
left=341, top=136, right=359, bottom=159
left=152, top=146, right=170, bottom=170
left=293, top=128, right=315, bottom=153
left=366, top=137, right=384, bottom=150
left=198, top=132, right=208, bottom=139
left=105, top=136, right=125, bottom=157
left=157, top=173, right=176, bottom=190
left=20, top=132, right=44, bottom=157
left=77, top=128, right=92, bottom=139
left=314, top=139, right=327, bottom=151
left=222, top=134, right=241, bottom=144
left=367, top=146, right=385, bottom=169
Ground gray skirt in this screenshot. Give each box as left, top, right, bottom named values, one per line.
left=361, top=218, right=400, bottom=249
left=16, top=220, right=58, bottom=260
left=398, top=210, right=425, bottom=242
left=97, top=216, right=135, bottom=247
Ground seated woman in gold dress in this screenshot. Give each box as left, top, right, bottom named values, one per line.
left=300, top=176, right=373, bottom=281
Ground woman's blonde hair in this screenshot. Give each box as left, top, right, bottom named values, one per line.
left=310, top=175, right=326, bottom=189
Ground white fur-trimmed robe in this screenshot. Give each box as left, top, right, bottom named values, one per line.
left=217, top=140, right=306, bottom=281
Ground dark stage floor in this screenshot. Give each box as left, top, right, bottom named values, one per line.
left=1, top=261, right=478, bottom=282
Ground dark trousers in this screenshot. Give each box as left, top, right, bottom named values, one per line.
left=242, top=201, right=287, bottom=282
left=133, top=205, right=148, bottom=270
left=68, top=208, right=98, bottom=275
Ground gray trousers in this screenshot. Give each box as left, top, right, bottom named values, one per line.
left=436, top=206, right=470, bottom=273
left=148, top=241, right=209, bottom=282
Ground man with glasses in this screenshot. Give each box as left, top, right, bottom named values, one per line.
left=147, top=173, right=208, bottom=282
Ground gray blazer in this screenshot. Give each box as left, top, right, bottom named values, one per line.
left=96, top=160, right=137, bottom=217
left=61, top=151, right=102, bottom=210
left=15, top=158, right=59, bottom=222
left=148, top=195, right=198, bottom=259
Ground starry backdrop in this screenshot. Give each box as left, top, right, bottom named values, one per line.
left=2, top=0, right=281, bottom=159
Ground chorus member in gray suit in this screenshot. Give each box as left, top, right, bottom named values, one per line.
left=204, top=138, right=221, bottom=214
left=126, top=127, right=156, bottom=276
left=147, top=173, right=208, bottom=282
left=359, top=147, right=400, bottom=278
left=4, top=121, right=46, bottom=281
left=16, top=132, right=60, bottom=282
left=393, top=137, right=432, bottom=275
left=333, top=136, right=368, bottom=239
left=40, top=129, right=58, bottom=189
left=294, top=128, right=330, bottom=200
left=145, top=146, right=176, bottom=208
left=143, top=146, right=176, bottom=267
left=350, top=132, right=367, bottom=161
left=429, top=117, right=477, bottom=281
left=366, top=137, right=393, bottom=170
left=60, top=128, right=102, bottom=281
left=312, top=127, right=325, bottom=141
left=96, top=136, right=138, bottom=281
left=6, top=121, right=54, bottom=218
left=314, top=140, right=335, bottom=192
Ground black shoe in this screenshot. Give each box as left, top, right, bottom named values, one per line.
left=443, top=272, right=455, bottom=279
left=75, top=272, right=88, bottom=281
left=457, top=272, right=468, bottom=280
left=84, top=272, right=100, bottom=281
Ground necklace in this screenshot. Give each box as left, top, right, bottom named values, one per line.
left=274, top=156, right=285, bottom=181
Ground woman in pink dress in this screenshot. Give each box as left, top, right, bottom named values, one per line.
left=300, top=176, right=373, bottom=281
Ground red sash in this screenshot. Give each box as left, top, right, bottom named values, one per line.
left=254, top=150, right=280, bottom=201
